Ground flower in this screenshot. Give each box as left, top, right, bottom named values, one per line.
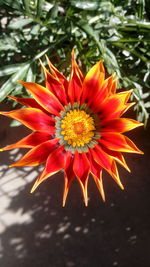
left=0, top=51, right=143, bottom=206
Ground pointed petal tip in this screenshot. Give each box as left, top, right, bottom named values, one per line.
left=71, top=48, right=75, bottom=55
left=127, top=166, right=131, bottom=173
left=102, top=196, right=106, bottom=202
left=83, top=191, right=88, bottom=206
left=121, top=184, right=124, bottom=190
left=17, top=80, right=23, bottom=84
left=30, top=181, right=39, bottom=193
left=84, top=200, right=88, bottom=207
left=62, top=188, right=68, bottom=208
left=8, top=165, right=13, bottom=168
left=45, top=54, right=49, bottom=61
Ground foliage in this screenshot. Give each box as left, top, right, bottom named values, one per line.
left=0, top=0, right=150, bottom=125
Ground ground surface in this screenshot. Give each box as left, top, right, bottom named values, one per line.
left=0, top=103, right=150, bottom=267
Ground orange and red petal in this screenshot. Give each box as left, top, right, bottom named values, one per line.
left=68, top=50, right=83, bottom=103
left=81, top=61, right=105, bottom=104
left=31, top=145, right=65, bottom=193
left=7, top=96, right=46, bottom=112
left=97, top=90, right=133, bottom=119
left=0, top=108, right=55, bottom=132
left=40, top=60, right=67, bottom=105
left=89, top=75, right=117, bottom=109
left=100, top=132, right=143, bottom=154
left=90, top=144, right=113, bottom=174
left=73, top=152, right=90, bottom=206
left=46, top=55, right=69, bottom=90
left=92, top=172, right=105, bottom=202
left=100, top=144, right=130, bottom=172
left=110, top=160, right=124, bottom=190
left=101, top=118, right=143, bottom=133
left=90, top=145, right=124, bottom=190
left=18, top=81, right=64, bottom=116
left=63, top=151, right=74, bottom=206
left=88, top=152, right=105, bottom=201
left=1, top=131, right=52, bottom=151
left=10, top=138, right=59, bottom=167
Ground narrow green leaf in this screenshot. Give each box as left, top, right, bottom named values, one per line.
left=77, top=20, right=104, bottom=53
left=8, top=18, right=33, bottom=30
left=0, top=64, right=25, bottom=77
left=70, top=0, right=99, bottom=10
left=2, top=0, right=22, bottom=11
left=46, top=3, right=58, bottom=21
left=22, top=0, right=30, bottom=13
left=26, top=64, right=36, bottom=82
left=32, top=47, right=50, bottom=61
left=10, top=120, right=22, bottom=127
left=0, top=63, right=30, bottom=102
left=36, top=0, right=44, bottom=18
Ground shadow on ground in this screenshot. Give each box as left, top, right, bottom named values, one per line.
left=0, top=104, right=150, bottom=267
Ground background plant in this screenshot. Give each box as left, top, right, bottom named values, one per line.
left=0, top=0, right=150, bottom=125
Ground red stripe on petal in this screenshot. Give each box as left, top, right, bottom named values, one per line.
left=90, top=145, right=113, bottom=173
left=1, top=132, right=52, bottom=151
left=110, top=161, right=124, bottom=190
left=101, top=118, right=143, bottom=133
left=92, top=171, right=105, bottom=202
left=7, top=96, right=45, bottom=111
left=100, top=144, right=130, bottom=172
left=31, top=145, right=65, bottom=193
left=90, top=145, right=123, bottom=189
left=89, top=75, right=117, bottom=111
left=97, top=90, right=133, bottom=119
left=10, top=139, right=59, bottom=167
left=46, top=55, right=69, bottom=91
left=0, top=108, right=55, bottom=132
left=73, top=152, right=90, bottom=206
left=68, top=50, right=83, bottom=103
left=63, top=151, right=74, bottom=206
left=81, top=61, right=105, bottom=104
left=100, top=132, right=143, bottom=154
left=88, top=152, right=105, bottom=201
left=40, top=60, right=67, bottom=105
left=18, top=81, right=64, bottom=116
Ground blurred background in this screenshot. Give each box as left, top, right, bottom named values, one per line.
left=0, top=0, right=150, bottom=266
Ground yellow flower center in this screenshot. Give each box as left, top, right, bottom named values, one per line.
left=60, top=109, right=96, bottom=147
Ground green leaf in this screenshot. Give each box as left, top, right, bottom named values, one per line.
left=10, top=120, right=22, bottom=127
left=30, top=24, right=40, bottom=35
left=26, top=64, right=35, bottom=82
left=32, top=47, right=50, bottom=61
left=77, top=20, right=99, bottom=42
left=8, top=18, right=33, bottom=30
left=70, top=0, right=99, bottom=10
left=0, top=63, right=30, bottom=102
left=0, top=37, right=17, bottom=51
left=46, top=3, right=58, bottom=21
left=22, top=0, right=30, bottom=13
left=36, top=0, right=44, bottom=18
left=1, top=0, right=22, bottom=11
left=0, top=64, right=25, bottom=77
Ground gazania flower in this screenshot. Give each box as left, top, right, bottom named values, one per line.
left=0, top=51, right=143, bottom=206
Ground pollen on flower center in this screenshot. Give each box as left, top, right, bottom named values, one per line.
left=60, top=109, right=96, bottom=148
left=74, top=122, right=85, bottom=134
